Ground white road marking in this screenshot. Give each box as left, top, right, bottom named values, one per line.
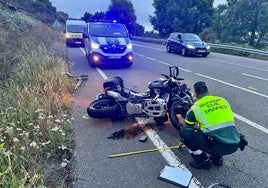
left=234, top=113, right=268, bottom=134
left=81, top=47, right=268, bottom=187
left=207, top=59, right=268, bottom=72
left=133, top=43, right=163, bottom=51
left=134, top=42, right=268, bottom=73
left=80, top=47, right=86, bottom=54
left=135, top=53, right=145, bottom=57
left=78, top=47, right=203, bottom=185
left=136, top=118, right=203, bottom=188
left=81, top=47, right=268, bottom=133
left=133, top=53, right=268, bottom=135
left=89, top=63, right=203, bottom=187
left=242, top=73, right=268, bottom=82
left=196, top=73, right=268, bottom=99
left=179, top=67, right=192, bottom=73
left=96, top=67, right=108, bottom=79
left=145, top=57, right=156, bottom=61
left=157, top=60, right=170, bottom=66
left=80, top=48, right=107, bottom=80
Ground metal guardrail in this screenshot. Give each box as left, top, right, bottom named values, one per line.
left=132, top=36, right=268, bottom=57
left=209, top=44, right=268, bottom=57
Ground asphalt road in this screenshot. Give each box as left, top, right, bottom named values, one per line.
left=68, top=41, right=268, bottom=188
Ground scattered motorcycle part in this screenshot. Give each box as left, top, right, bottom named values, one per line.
left=139, top=135, right=147, bottom=142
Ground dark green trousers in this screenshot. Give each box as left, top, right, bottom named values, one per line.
left=180, top=127, right=239, bottom=157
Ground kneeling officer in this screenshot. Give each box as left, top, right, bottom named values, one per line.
left=180, top=81, right=247, bottom=169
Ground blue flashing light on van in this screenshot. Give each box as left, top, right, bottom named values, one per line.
left=83, top=21, right=133, bottom=68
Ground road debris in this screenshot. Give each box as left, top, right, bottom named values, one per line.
left=107, top=129, right=125, bottom=139
left=158, top=165, right=192, bottom=187
left=65, top=72, right=88, bottom=90
left=107, top=123, right=145, bottom=139
left=139, top=135, right=147, bottom=142
left=107, top=121, right=160, bottom=140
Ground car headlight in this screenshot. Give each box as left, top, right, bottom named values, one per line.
left=91, top=42, right=100, bottom=50
left=206, top=45, right=210, bottom=50
left=186, top=44, right=195, bottom=49
left=127, top=43, right=132, bottom=50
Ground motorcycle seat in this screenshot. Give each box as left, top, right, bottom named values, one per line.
left=123, top=88, right=150, bottom=98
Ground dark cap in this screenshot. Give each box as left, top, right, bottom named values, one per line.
left=194, top=81, right=207, bottom=91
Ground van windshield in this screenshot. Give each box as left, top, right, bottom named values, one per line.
left=89, top=23, right=128, bottom=37
left=67, top=25, right=86, bottom=33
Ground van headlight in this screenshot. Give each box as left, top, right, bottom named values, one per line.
left=127, top=43, right=132, bottom=50
left=91, top=42, right=100, bottom=50
left=66, top=33, right=71, bottom=39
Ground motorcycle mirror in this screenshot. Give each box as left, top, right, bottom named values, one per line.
left=161, top=73, right=169, bottom=79
left=169, top=66, right=179, bottom=78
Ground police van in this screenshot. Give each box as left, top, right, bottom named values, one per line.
left=83, top=21, right=133, bottom=68
left=65, top=20, right=86, bottom=47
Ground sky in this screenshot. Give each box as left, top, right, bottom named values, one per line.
left=50, top=0, right=227, bottom=31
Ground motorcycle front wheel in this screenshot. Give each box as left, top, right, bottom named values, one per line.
left=87, top=98, right=121, bottom=118
left=168, top=101, right=187, bottom=131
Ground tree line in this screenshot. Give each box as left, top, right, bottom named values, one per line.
left=83, top=0, right=268, bottom=48
left=5, top=0, right=268, bottom=49
left=150, top=0, right=267, bottom=48
left=5, top=0, right=68, bottom=24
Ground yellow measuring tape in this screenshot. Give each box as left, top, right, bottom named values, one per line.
left=109, top=145, right=182, bottom=158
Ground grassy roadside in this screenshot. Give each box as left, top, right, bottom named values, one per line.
left=0, top=6, right=75, bottom=187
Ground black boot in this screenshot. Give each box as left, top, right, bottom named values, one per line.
left=190, top=153, right=212, bottom=169
left=210, top=156, right=223, bottom=166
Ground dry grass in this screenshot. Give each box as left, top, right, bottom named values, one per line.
left=0, top=6, right=75, bottom=187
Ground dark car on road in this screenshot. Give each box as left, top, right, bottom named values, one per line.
left=166, top=32, right=210, bottom=57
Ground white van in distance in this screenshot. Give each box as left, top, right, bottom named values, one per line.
left=65, top=20, right=86, bottom=47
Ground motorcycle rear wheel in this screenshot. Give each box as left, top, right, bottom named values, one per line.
left=87, top=98, right=120, bottom=118
left=168, top=101, right=186, bottom=131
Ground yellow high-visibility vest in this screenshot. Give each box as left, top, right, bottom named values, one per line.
left=191, top=95, right=235, bottom=132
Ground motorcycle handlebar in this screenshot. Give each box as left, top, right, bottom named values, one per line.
left=160, top=74, right=184, bottom=81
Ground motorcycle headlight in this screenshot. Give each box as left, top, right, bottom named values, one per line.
left=91, top=42, right=100, bottom=50
left=186, top=44, right=195, bottom=49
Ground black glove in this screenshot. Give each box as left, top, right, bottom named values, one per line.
left=239, top=134, right=248, bottom=151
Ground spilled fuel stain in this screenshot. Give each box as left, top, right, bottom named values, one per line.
left=107, top=121, right=161, bottom=140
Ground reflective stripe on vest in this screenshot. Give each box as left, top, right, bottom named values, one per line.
left=192, top=96, right=235, bottom=131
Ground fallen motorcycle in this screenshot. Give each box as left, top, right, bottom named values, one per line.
left=87, top=66, right=194, bottom=130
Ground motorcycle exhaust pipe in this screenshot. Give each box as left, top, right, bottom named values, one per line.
left=107, top=91, right=127, bottom=101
